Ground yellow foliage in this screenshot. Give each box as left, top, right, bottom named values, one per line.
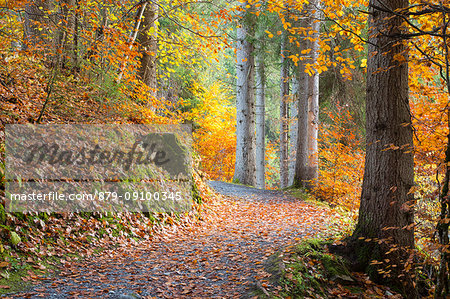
left=189, top=79, right=236, bottom=182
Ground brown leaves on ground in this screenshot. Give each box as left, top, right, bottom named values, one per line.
left=10, top=187, right=340, bottom=298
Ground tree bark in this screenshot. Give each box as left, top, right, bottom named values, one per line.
left=137, top=1, right=158, bottom=100
left=59, top=0, right=77, bottom=68
left=436, top=110, right=450, bottom=298
left=293, top=12, right=310, bottom=188
left=289, top=76, right=298, bottom=186
left=255, top=55, right=265, bottom=189
left=234, top=1, right=256, bottom=186
left=344, top=0, right=417, bottom=296
left=72, top=0, right=79, bottom=68
left=435, top=13, right=450, bottom=298
left=280, top=31, right=289, bottom=189
left=23, top=0, right=55, bottom=53
left=306, top=3, right=320, bottom=182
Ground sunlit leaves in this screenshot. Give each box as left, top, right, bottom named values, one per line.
left=313, top=107, right=364, bottom=214
left=188, top=78, right=236, bottom=182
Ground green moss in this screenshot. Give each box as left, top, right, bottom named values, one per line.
left=192, top=179, right=202, bottom=204
left=297, top=238, right=323, bottom=252
left=0, top=267, right=32, bottom=295
left=284, top=188, right=331, bottom=209
left=283, top=187, right=310, bottom=200
left=0, top=205, right=6, bottom=225
left=229, top=179, right=253, bottom=188
left=97, top=228, right=106, bottom=238
left=37, top=212, right=49, bottom=222
left=0, top=252, right=61, bottom=295
left=265, top=239, right=354, bottom=298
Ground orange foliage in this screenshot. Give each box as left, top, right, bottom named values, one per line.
left=409, top=64, right=446, bottom=251
left=189, top=81, right=236, bottom=182
left=313, top=106, right=364, bottom=213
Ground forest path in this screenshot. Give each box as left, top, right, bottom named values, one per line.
left=10, top=181, right=339, bottom=299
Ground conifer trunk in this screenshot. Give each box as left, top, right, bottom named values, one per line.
left=234, top=1, right=256, bottom=186
left=345, top=0, right=417, bottom=296
left=255, top=56, right=266, bottom=189
left=280, top=31, right=289, bottom=188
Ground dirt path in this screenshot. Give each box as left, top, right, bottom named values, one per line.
left=9, top=181, right=339, bottom=298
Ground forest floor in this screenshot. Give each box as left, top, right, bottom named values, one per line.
left=6, top=181, right=341, bottom=298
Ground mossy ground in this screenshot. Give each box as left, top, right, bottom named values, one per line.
left=276, top=239, right=352, bottom=298
left=256, top=239, right=403, bottom=299
left=0, top=250, right=62, bottom=294
left=283, top=187, right=332, bottom=209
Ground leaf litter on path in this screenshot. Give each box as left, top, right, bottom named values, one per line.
left=10, top=181, right=340, bottom=298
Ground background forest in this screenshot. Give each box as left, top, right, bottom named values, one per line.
left=0, top=0, right=448, bottom=297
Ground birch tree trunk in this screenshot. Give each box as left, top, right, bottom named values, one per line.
left=255, top=55, right=265, bottom=189
left=234, top=1, right=256, bottom=186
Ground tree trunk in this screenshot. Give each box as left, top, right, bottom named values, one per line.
left=255, top=55, right=265, bottom=189
left=289, top=76, right=298, bottom=186
left=280, top=31, right=289, bottom=189
left=234, top=1, right=256, bottom=186
left=344, top=0, right=417, bottom=296
left=23, top=0, right=55, bottom=53
left=137, top=1, right=158, bottom=100
left=436, top=111, right=450, bottom=298
left=293, top=16, right=310, bottom=188
left=73, top=0, right=79, bottom=69
left=435, top=24, right=450, bottom=294
left=306, top=3, right=320, bottom=182
left=59, top=0, right=77, bottom=68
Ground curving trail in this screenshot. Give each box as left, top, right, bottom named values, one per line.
left=10, top=181, right=339, bottom=299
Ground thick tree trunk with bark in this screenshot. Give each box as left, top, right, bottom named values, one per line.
left=293, top=10, right=311, bottom=188
left=234, top=1, right=256, bottom=186
left=436, top=112, right=450, bottom=298
left=137, top=1, right=158, bottom=99
left=293, top=60, right=309, bottom=187
left=342, top=0, right=417, bottom=296
left=435, top=15, right=450, bottom=298
left=280, top=31, right=289, bottom=188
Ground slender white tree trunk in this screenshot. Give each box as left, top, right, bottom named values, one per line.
left=306, top=3, right=320, bottom=181
left=280, top=31, right=289, bottom=188
left=288, top=77, right=298, bottom=185
left=255, top=56, right=265, bottom=189
left=234, top=1, right=256, bottom=186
